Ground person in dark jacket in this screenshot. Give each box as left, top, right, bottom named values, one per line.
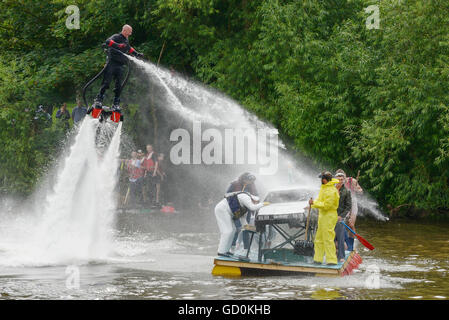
left=95, top=25, right=143, bottom=107
left=56, top=103, right=71, bottom=129
left=335, top=171, right=352, bottom=262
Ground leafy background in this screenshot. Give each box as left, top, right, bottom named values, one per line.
left=1, top=0, right=449, bottom=218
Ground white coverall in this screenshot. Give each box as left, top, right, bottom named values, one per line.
left=214, top=193, right=265, bottom=255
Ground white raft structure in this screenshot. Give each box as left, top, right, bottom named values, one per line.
left=212, top=187, right=363, bottom=277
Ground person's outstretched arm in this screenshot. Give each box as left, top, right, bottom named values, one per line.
left=238, top=193, right=265, bottom=212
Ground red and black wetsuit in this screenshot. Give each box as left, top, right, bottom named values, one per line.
left=97, top=33, right=139, bottom=105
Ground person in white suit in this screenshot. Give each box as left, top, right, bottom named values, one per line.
left=214, top=191, right=270, bottom=257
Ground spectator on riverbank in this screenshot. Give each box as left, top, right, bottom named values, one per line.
left=335, top=171, right=352, bottom=262
left=154, top=153, right=166, bottom=206
left=33, top=105, right=52, bottom=129
left=55, top=103, right=71, bottom=129
left=56, top=103, right=70, bottom=120
left=71, top=99, right=87, bottom=124
left=124, top=151, right=145, bottom=208
left=143, top=144, right=158, bottom=205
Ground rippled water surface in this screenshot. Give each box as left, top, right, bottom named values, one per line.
left=1, top=211, right=448, bottom=300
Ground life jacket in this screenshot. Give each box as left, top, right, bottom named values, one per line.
left=128, top=160, right=144, bottom=180
left=143, top=153, right=155, bottom=171
left=225, top=191, right=251, bottom=220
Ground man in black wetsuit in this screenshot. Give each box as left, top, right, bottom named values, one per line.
left=95, top=24, right=143, bottom=108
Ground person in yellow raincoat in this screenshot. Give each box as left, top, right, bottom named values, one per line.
left=309, top=171, right=340, bottom=265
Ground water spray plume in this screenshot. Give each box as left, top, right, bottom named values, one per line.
left=128, top=56, right=317, bottom=190
left=129, top=56, right=388, bottom=221
left=0, top=119, right=122, bottom=266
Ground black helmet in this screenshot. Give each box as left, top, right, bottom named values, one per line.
left=240, top=172, right=256, bottom=183
left=318, top=171, right=333, bottom=181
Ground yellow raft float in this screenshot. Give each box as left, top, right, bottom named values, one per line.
left=212, top=248, right=363, bottom=277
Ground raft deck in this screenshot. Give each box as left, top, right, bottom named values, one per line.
left=213, top=249, right=362, bottom=277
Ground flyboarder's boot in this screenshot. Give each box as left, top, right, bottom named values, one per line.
left=90, top=94, right=104, bottom=119
left=111, top=97, right=122, bottom=123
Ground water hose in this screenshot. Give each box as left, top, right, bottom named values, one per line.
left=82, top=45, right=131, bottom=108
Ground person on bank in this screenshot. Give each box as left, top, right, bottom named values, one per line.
left=226, top=172, right=258, bottom=251
left=71, top=99, right=87, bottom=124
left=94, top=24, right=143, bottom=108
left=214, top=191, right=269, bottom=257
left=335, top=171, right=352, bottom=262
left=308, top=171, right=340, bottom=265
left=143, top=144, right=158, bottom=205
left=126, top=151, right=145, bottom=207
left=55, top=103, right=71, bottom=129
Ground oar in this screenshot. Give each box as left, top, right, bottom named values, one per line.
left=341, top=221, right=375, bottom=250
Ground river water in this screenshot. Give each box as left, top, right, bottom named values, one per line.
left=0, top=209, right=447, bottom=300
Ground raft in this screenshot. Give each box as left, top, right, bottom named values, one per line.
left=212, top=249, right=363, bottom=277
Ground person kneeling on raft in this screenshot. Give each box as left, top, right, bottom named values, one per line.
left=214, top=191, right=270, bottom=257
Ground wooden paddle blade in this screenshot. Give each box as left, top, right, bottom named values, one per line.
left=356, top=234, right=375, bottom=250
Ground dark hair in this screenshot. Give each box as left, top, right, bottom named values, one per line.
left=239, top=172, right=256, bottom=183
left=319, top=171, right=333, bottom=181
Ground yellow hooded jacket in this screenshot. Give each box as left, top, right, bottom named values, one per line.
left=311, top=178, right=340, bottom=264
left=311, top=178, right=340, bottom=214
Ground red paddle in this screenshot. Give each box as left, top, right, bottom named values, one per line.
left=341, top=221, right=375, bottom=250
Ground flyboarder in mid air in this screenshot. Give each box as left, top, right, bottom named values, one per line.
left=84, top=24, right=144, bottom=123
left=94, top=24, right=143, bottom=109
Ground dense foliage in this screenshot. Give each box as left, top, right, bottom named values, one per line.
left=1, top=0, right=449, bottom=216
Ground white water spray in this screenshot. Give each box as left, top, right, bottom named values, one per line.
left=129, top=57, right=388, bottom=220
left=129, top=57, right=316, bottom=188
left=0, top=118, right=122, bottom=266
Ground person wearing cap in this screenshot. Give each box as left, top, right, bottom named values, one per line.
left=214, top=190, right=269, bottom=257
left=308, top=171, right=340, bottom=265
left=226, top=172, right=258, bottom=252
left=335, top=171, right=352, bottom=262
left=335, top=169, right=363, bottom=251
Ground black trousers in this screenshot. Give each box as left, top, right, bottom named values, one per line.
left=335, top=221, right=346, bottom=260
left=128, top=178, right=143, bottom=207
left=144, top=175, right=156, bottom=204
left=99, top=63, right=124, bottom=102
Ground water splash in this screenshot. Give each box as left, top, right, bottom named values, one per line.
left=129, top=57, right=390, bottom=220
left=129, top=57, right=316, bottom=190
left=131, top=58, right=224, bottom=126
left=0, top=118, right=122, bottom=266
